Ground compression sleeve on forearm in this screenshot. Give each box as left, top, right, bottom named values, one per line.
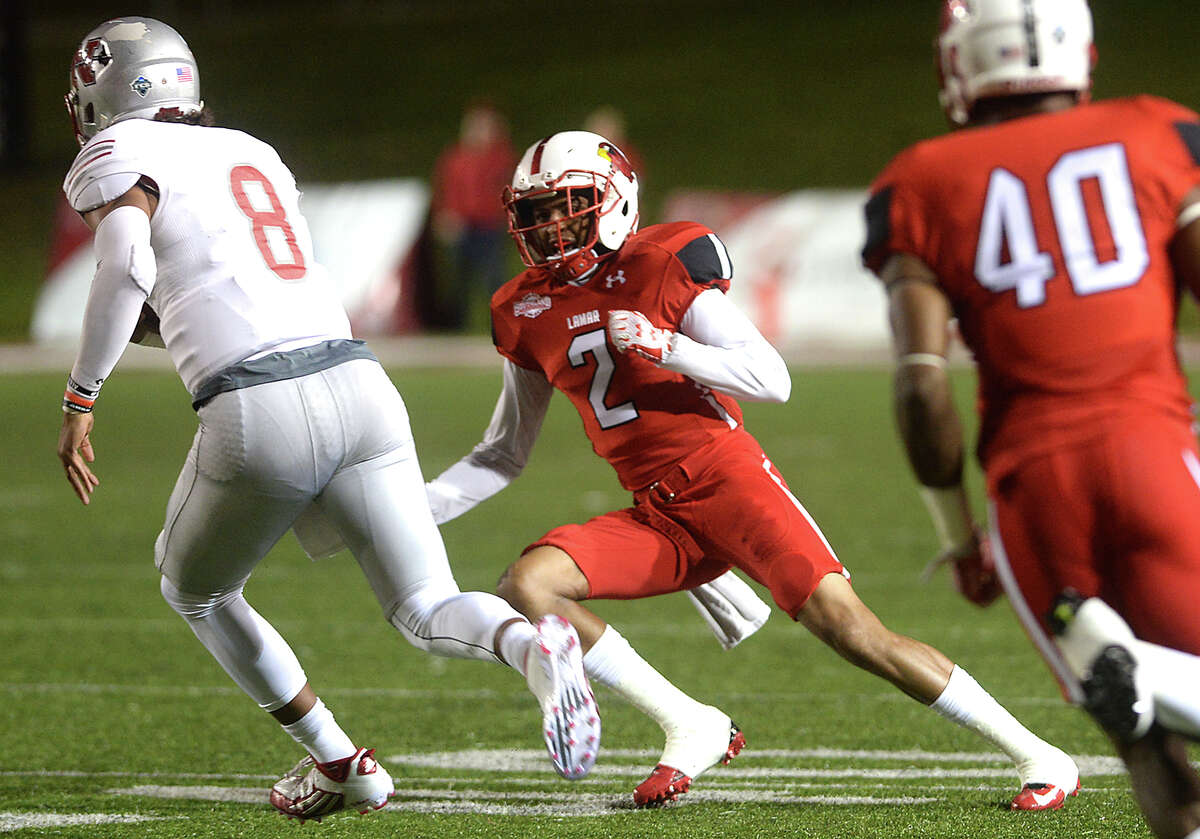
left=662, top=288, right=791, bottom=402
left=426, top=360, right=553, bottom=523
left=64, top=206, right=155, bottom=412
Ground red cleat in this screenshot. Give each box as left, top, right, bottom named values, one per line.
left=1010, top=778, right=1081, bottom=811
left=633, top=716, right=745, bottom=807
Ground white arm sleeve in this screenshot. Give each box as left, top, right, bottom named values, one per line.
left=68, top=206, right=156, bottom=398
left=662, top=288, right=791, bottom=402
left=426, top=360, right=553, bottom=524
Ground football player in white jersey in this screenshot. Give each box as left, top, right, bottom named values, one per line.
left=55, top=17, right=600, bottom=821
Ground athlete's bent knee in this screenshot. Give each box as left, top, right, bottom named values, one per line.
left=160, top=574, right=244, bottom=622
left=496, top=548, right=581, bottom=618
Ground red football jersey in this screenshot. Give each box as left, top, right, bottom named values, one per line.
left=864, top=95, right=1200, bottom=475
left=491, top=221, right=743, bottom=491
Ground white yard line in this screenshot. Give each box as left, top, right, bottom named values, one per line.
left=0, top=812, right=168, bottom=832
left=2, top=745, right=1130, bottom=823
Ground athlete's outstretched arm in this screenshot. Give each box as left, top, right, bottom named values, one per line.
left=425, top=360, right=553, bottom=524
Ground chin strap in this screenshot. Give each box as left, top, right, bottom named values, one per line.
left=560, top=248, right=604, bottom=283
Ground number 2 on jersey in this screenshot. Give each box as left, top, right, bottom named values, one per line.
left=568, top=330, right=639, bottom=430
left=229, top=165, right=307, bottom=280
left=975, top=142, right=1148, bottom=306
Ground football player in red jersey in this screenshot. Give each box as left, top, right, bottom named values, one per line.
left=865, top=1, right=1200, bottom=835
left=427, top=129, right=1081, bottom=809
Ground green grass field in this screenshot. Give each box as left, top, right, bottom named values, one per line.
left=0, top=363, right=1178, bottom=837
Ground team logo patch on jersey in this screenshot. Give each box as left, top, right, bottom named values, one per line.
left=514, top=292, right=552, bottom=319
left=130, top=75, right=152, bottom=97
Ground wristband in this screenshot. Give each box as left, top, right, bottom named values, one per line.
left=919, top=484, right=973, bottom=552
left=897, top=352, right=947, bottom=369
left=62, top=376, right=98, bottom=414
left=1178, top=201, right=1200, bottom=230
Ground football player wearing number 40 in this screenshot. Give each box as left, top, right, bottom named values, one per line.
left=425, top=128, right=1078, bottom=809
left=55, top=17, right=602, bottom=823
left=865, top=1, right=1200, bottom=837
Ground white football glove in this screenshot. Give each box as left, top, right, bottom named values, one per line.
left=607, top=309, right=676, bottom=364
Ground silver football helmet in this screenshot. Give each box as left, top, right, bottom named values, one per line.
left=66, top=17, right=202, bottom=146
left=937, top=0, right=1094, bottom=126
left=504, top=130, right=639, bottom=281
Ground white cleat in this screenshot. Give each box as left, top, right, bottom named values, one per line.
left=526, top=615, right=600, bottom=779
left=1049, top=592, right=1155, bottom=741
left=269, top=747, right=394, bottom=822
left=634, top=705, right=746, bottom=807
left=1011, top=745, right=1080, bottom=811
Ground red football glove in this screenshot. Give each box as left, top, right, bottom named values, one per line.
left=922, top=528, right=1003, bottom=607
left=607, top=309, right=675, bottom=364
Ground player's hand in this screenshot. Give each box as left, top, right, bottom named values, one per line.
left=921, top=527, right=1003, bottom=607
left=607, top=309, right=675, bottom=364
left=57, top=411, right=100, bottom=505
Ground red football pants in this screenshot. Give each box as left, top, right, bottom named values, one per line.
left=989, top=418, right=1200, bottom=695
left=525, top=429, right=847, bottom=618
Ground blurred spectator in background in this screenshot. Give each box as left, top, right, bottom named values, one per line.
left=431, top=100, right=516, bottom=330
left=583, top=105, right=644, bottom=186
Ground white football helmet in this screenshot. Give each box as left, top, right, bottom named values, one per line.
left=937, top=0, right=1094, bottom=126
left=66, top=17, right=202, bottom=146
left=504, top=130, right=639, bottom=281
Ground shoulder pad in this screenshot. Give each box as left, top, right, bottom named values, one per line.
left=862, top=185, right=894, bottom=273
left=635, top=222, right=732, bottom=288
left=673, top=230, right=733, bottom=288
left=1175, top=121, right=1200, bottom=166
left=63, top=123, right=150, bottom=212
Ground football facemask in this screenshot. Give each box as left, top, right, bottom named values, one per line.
left=508, top=185, right=601, bottom=269
left=505, top=131, right=639, bottom=281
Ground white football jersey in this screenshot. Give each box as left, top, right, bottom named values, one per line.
left=63, top=119, right=351, bottom=394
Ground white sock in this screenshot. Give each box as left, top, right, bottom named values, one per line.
left=497, top=619, right=537, bottom=677
left=281, top=698, right=357, bottom=764
left=582, top=625, right=704, bottom=730
left=1133, top=640, right=1200, bottom=738
left=930, top=665, right=1047, bottom=765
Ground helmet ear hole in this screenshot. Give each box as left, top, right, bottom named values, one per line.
left=84, top=102, right=94, bottom=124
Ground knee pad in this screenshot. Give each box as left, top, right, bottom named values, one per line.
left=387, top=578, right=463, bottom=652
left=160, top=575, right=244, bottom=622
left=388, top=582, right=513, bottom=663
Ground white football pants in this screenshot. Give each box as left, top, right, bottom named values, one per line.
left=155, top=358, right=523, bottom=711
